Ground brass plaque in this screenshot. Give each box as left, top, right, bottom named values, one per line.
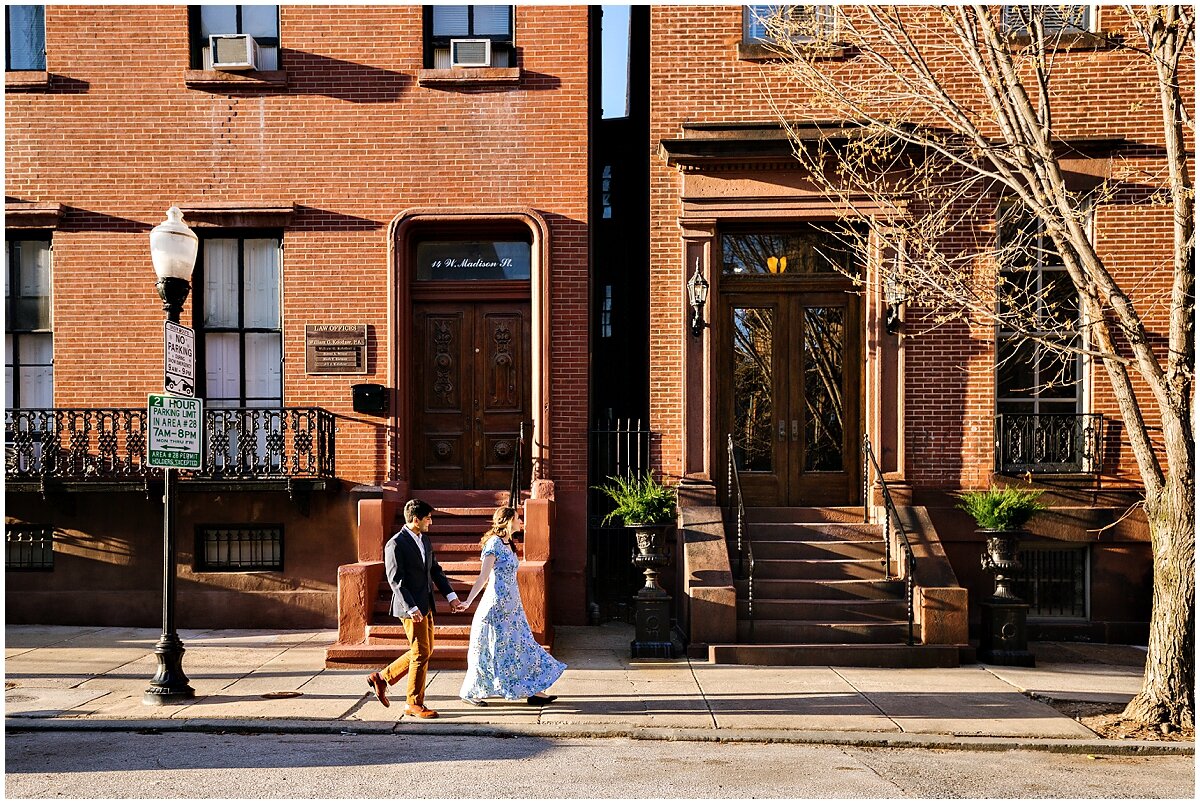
left=305, top=324, right=367, bottom=374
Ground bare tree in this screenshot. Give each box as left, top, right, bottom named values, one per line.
left=760, top=4, right=1194, bottom=728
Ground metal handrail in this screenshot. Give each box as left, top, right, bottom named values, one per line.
left=727, top=434, right=755, bottom=639
left=508, top=421, right=525, bottom=510
left=862, top=434, right=916, bottom=646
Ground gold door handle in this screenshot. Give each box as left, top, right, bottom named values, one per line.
left=792, top=420, right=800, bottom=441
left=778, top=420, right=786, bottom=442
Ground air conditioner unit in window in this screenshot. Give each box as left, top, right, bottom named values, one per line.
left=450, top=38, right=492, bottom=68
left=210, top=34, right=260, bottom=71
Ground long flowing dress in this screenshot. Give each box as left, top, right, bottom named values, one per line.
left=459, top=535, right=567, bottom=700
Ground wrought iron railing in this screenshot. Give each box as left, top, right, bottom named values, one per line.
left=587, top=417, right=654, bottom=623
left=5, top=407, right=336, bottom=483
left=727, top=434, right=755, bottom=639
left=995, top=413, right=1102, bottom=474
left=508, top=421, right=525, bottom=509
left=862, top=435, right=915, bottom=645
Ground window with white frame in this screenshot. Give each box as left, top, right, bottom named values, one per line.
left=189, top=5, right=280, bottom=70
left=743, top=5, right=835, bottom=44
left=5, top=235, right=53, bottom=409
left=995, top=207, right=1084, bottom=417
left=195, top=236, right=282, bottom=409
left=424, top=5, right=514, bottom=68
left=1002, top=5, right=1095, bottom=35
left=6, top=5, right=45, bottom=71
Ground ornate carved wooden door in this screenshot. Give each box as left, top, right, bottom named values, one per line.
left=413, top=301, right=531, bottom=489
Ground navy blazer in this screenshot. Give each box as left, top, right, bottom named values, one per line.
left=384, top=526, right=455, bottom=618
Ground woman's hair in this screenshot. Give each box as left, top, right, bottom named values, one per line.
left=481, top=506, right=517, bottom=547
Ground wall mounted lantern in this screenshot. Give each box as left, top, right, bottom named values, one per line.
left=687, top=259, right=709, bottom=338
left=883, top=268, right=906, bottom=336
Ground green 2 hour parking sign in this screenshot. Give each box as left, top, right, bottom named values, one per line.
left=147, top=393, right=203, bottom=469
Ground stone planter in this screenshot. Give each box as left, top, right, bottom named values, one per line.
left=977, top=528, right=1035, bottom=666
left=979, top=529, right=1025, bottom=602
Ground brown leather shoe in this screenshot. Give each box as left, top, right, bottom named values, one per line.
left=404, top=703, right=439, bottom=719
left=366, top=672, right=389, bottom=708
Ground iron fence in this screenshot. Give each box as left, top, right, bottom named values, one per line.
left=5, top=407, right=336, bottom=483
left=588, top=417, right=653, bottom=623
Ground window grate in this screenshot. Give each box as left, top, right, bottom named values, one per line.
left=6, top=524, right=53, bottom=570
left=1014, top=544, right=1088, bottom=619
left=196, top=525, right=283, bottom=571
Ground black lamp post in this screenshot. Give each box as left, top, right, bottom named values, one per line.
left=144, top=206, right=198, bottom=705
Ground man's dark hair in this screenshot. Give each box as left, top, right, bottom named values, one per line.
left=404, top=498, right=433, bottom=522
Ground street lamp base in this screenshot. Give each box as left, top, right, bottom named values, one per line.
left=143, top=633, right=195, bottom=705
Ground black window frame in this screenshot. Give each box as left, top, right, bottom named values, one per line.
left=188, top=5, right=281, bottom=70
left=192, top=231, right=283, bottom=408
left=195, top=524, right=284, bottom=572
left=5, top=5, right=46, bottom=71
left=995, top=206, right=1085, bottom=417
left=5, top=232, right=53, bottom=409
left=422, top=5, right=515, bottom=68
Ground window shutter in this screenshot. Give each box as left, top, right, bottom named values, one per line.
left=242, top=239, right=280, bottom=329
left=203, top=240, right=240, bottom=328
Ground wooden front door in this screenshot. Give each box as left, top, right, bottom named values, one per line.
left=720, top=291, right=862, bottom=506
left=413, top=301, right=531, bottom=489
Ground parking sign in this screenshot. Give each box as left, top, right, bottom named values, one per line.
left=147, top=393, right=203, bottom=469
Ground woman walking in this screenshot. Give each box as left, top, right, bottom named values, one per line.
left=459, top=506, right=566, bottom=706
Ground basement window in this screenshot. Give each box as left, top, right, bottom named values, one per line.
left=196, top=524, right=283, bottom=571
left=1014, top=543, right=1089, bottom=619
left=6, top=524, right=53, bottom=571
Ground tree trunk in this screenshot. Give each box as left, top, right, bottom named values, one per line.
left=1122, top=478, right=1196, bottom=729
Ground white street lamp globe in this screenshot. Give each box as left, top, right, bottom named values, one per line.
left=149, top=206, right=198, bottom=280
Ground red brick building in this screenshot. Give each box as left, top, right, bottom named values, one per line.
left=5, top=4, right=592, bottom=641
left=650, top=5, right=1183, bottom=656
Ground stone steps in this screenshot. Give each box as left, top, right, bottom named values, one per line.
left=737, top=619, right=912, bottom=644
left=708, top=643, right=960, bottom=667
left=723, top=507, right=937, bottom=666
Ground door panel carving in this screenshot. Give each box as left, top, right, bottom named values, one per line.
left=413, top=301, right=531, bottom=489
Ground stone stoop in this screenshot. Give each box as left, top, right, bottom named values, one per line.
left=326, top=504, right=509, bottom=670
left=709, top=507, right=959, bottom=668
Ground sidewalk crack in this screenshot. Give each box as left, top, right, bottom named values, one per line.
left=686, top=658, right=719, bottom=729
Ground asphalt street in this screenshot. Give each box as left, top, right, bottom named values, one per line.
left=5, top=731, right=1194, bottom=799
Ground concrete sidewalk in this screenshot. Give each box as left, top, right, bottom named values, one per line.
left=4, top=623, right=1189, bottom=755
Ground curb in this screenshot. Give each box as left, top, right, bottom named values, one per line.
left=6, top=718, right=1192, bottom=756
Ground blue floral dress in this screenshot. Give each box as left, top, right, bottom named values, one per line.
left=459, top=535, right=566, bottom=700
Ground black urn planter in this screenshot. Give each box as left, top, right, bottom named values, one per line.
left=629, top=523, right=681, bottom=658
left=977, top=529, right=1035, bottom=667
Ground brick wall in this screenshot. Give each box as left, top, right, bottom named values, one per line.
left=5, top=4, right=591, bottom=490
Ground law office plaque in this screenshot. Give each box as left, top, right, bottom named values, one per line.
left=305, top=324, right=368, bottom=374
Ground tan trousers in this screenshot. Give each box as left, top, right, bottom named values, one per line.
left=380, top=614, right=434, bottom=706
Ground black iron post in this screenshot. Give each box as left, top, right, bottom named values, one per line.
left=144, top=266, right=195, bottom=704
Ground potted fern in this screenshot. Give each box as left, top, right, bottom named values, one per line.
left=594, top=472, right=679, bottom=657
left=596, top=472, right=677, bottom=530
left=595, top=472, right=677, bottom=568
left=956, top=484, right=1046, bottom=601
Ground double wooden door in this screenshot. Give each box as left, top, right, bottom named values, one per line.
left=412, top=301, right=531, bottom=489
left=720, top=290, right=861, bottom=506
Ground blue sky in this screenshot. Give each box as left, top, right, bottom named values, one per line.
left=601, top=5, right=631, bottom=119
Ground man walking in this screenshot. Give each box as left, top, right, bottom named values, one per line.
left=366, top=499, right=464, bottom=718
